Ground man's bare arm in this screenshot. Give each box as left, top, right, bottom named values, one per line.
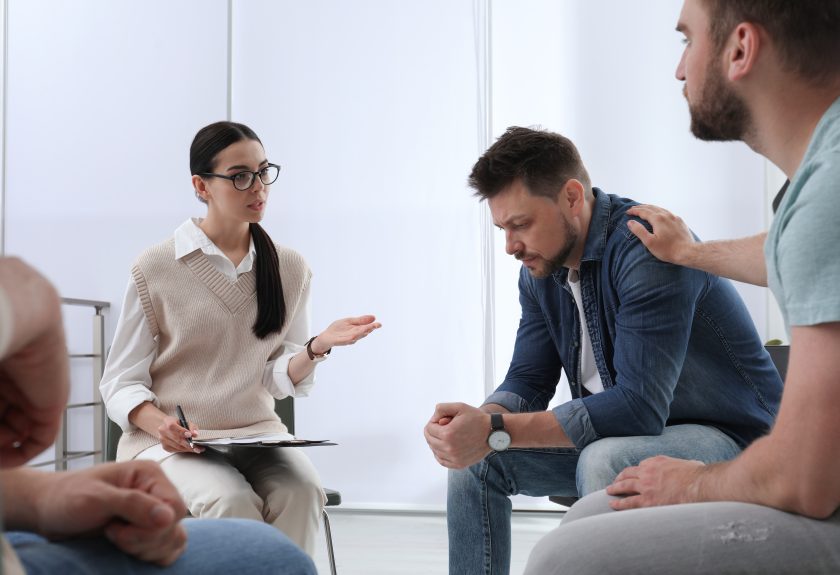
left=626, top=205, right=767, bottom=286
left=697, top=323, right=840, bottom=516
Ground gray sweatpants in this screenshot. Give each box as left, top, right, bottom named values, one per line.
left=525, top=490, right=840, bottom=574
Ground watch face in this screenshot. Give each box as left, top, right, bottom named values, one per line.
left=488, top=430, right=511, bottom=451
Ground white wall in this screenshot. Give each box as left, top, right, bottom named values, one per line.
left=2, top=0, right=773, bottom=508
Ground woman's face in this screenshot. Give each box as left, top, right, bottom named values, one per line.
left=196, top=138, right=271, bottom=224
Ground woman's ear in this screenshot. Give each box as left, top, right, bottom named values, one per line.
left=192, top=174, right=209, bottom=203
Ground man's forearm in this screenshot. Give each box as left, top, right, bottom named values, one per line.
left=692, top=429, right=839, bottom=518
left=683, top=233, right=767, bottom=286
left=0, top=468, right=50, bottom=531
left=506, top=411, right=575, bottom=448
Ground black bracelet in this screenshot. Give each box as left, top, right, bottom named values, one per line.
left=305, top=336, right=331, bottom=360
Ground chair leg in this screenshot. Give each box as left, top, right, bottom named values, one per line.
left=323, top=508, right=337, bottom=575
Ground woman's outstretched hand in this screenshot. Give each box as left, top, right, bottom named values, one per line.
left=311, top=315, right=381, bottom=354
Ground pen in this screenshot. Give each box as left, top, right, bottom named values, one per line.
left=176, top=405, right=194, bottom=449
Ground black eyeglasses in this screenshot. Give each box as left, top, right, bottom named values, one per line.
left=199, top=163, right=281, bottom=191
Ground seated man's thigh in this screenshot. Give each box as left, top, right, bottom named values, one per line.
left=576, top=424, right=740, bottom=495
left=525, top=495, right=840, bottom=575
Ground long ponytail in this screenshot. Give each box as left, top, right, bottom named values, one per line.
left=250, top=222, right=286, bottom=339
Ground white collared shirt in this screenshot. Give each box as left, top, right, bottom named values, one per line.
left=100, top=218, right=315, bottom=443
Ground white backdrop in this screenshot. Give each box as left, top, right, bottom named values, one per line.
left=229, top=0, right=485, bottom=507
left=1, top=0, right=772, bottom=508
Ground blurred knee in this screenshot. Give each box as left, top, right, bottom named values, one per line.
left=576, top=438, right=631, bottom=495
left=184, top=518, right=317, bottom=574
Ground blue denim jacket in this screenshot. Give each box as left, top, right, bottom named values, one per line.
left=485, top=189, right=782, bottom=449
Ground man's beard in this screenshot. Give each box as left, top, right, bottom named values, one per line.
left=520, top=217, right=578, bottom=279
left=688, top=64, right=752, bottom=142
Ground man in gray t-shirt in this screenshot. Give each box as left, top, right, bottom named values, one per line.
left=525, top=1, right=840, bottom=573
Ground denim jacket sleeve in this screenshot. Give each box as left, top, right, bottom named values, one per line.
left=484, top=269, right=563, bottom=413
left=555, top=234, right=709, bottom=447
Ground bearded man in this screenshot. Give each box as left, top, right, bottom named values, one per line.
left=424, top=125, right=783, bottom=575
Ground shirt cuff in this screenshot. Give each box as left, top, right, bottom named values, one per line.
left=265, top=346, right=316, bottom=399
left=107, top=385, right=159, bottom=432
left=553, top=398, right=600, bottom=448
left=482, top=391, right=528, bottom=413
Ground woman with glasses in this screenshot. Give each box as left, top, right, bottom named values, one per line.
left=100, top=121, right=380, bottom=556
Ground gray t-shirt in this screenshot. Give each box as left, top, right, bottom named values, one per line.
left=766, top=95, right=840, bottom=330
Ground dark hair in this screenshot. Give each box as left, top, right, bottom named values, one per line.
left=190, top=121, right=286, bottom=339
left=702, top=0, right=840, bottom=84
left=468, top=126, right=591, bottom=201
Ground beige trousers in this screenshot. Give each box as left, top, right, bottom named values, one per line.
left=160, top=447, right=325, bottom=556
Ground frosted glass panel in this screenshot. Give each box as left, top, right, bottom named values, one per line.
left=232, top=0, right=484, bottom=507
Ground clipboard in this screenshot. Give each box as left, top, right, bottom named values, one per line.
left=193, top=438, right=336, bottom=456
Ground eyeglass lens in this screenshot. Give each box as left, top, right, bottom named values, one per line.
left=233, top=165, right=280, bottom=190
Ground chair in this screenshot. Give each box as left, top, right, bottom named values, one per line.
left=105, top=397, right=340, bottom=575
left=275, top=397, right=341, bottom=575
left=548, top=344, right=791, bottom=509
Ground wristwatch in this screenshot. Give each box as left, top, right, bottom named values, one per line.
left=305, top=336, right=331, bottom=363
left=487, top=413, right=511, bottom=452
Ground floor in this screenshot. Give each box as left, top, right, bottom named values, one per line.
left=311, top=509, right=565, bottom=575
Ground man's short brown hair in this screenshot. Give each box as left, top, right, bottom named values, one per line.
left=468, top=126, right=591, bottom=201
left=703, top=0, right=840, bottom=84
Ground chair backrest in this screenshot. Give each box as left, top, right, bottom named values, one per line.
left=765, top=344, right=790, bottom=381
left=275, top=397, right=295, bottom=435
left=104, top=397, right=297, bottom=461
left=106, top=418, right=121, bottom=461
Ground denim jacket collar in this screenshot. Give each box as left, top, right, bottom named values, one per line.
left=550, top=187, right=611, bottom=285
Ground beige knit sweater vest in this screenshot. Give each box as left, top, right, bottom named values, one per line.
left=116, top=238, right=311, bottom=461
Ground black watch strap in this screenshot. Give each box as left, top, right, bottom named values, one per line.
left=490, top=412, right=505, bottom=431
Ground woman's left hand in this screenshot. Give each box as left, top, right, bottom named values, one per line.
left=311, top=315, right=381, bottom=353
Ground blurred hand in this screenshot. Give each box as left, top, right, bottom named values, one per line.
left=626, top=204, right=697, bottom=266
left=424, top=402, right=491, bottom=469
left=0, top=258, right=70, bottom=467
left=28, top=461, right=188, bottom=565
left=310, top=315, right=382, bottom=354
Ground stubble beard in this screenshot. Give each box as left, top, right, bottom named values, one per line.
left=687, top=62, right=752, bottom=142
left=521, top=219, right=578, bottom=279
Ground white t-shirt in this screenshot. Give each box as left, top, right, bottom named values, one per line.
left=568, top=270, right=604, bottom=395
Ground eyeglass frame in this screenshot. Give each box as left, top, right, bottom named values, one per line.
left=198, top=163, right=281, bottom=191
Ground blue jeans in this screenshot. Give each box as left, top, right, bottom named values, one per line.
left=447, top=424, right=740, bottom=575
left=7, top=518, right=316, bottom=575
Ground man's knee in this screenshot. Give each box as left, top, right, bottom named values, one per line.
left=448, top=460, right=486, bottom=486
left=576, top=437, right=634, bottom=495
left=183, top=518, right=317, bottom=574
